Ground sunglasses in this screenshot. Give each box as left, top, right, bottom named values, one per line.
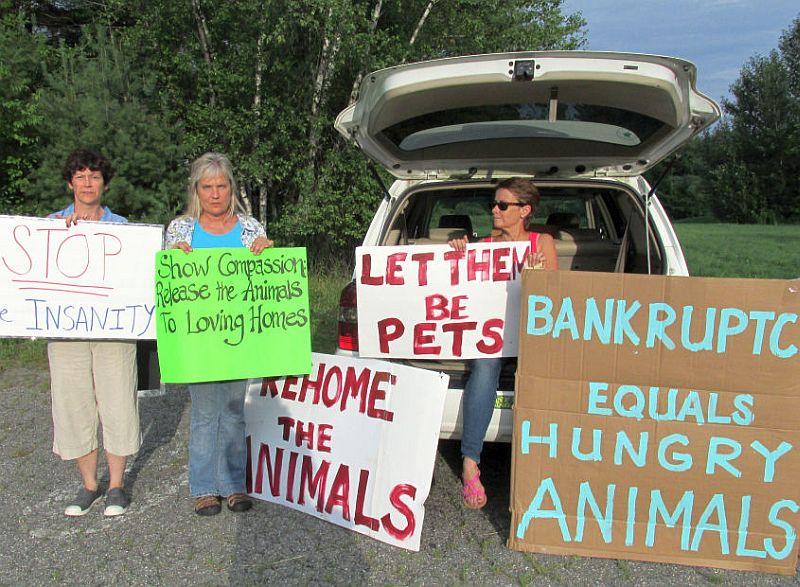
left=491, top=200, right=527, bottom=211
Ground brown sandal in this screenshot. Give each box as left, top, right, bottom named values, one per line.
left=195, top=495, right=221, bottom=516
left=226, top=493, right=252, bottom=512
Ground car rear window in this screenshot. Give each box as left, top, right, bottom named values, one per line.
left=530, top=196, right=589, bottom=228
left=410, top=188, right=597, bottom=239
left=382, top=103, right=665, bottom=153
left=428, top=190, right=493, bottom=237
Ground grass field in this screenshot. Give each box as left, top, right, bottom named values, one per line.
left=308, top=264, right=351, bottom=353
left=674, top=223, right=800, bottom=279
left=3, top=223, right=799, bottom=368
left=0, top=337, right=47, bottom=373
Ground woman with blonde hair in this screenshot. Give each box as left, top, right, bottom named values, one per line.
left=165, top=152, right=273, bottom=515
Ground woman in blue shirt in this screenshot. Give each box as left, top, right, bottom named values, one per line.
left=48, top=148, right=140, bottom=518
left=165, top=152, right=273, bottom=515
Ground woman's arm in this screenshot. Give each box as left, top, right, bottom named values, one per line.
left=538, top=233, right=559, bottom=270
left=164, top=216, right=193, bottom=252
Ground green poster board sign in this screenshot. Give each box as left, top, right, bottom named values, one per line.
left=155, top=247, right=311, bottom=383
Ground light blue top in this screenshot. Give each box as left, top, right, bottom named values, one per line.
left=165, top=214, right=265, bottom=249
left=190, top=220, right=243, bottom=249
left=49, top=203, right=127, bottom=223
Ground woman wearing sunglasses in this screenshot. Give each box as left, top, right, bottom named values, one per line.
left=449, top=177, right=557, bottom=509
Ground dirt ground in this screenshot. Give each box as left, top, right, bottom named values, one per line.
left=0, top=365, right=797, bottom=585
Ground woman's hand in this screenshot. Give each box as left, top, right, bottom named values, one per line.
left=172, top=241, right=192, bottom=254
left=527, top=251, right=546, bottom=269
left=448, top=235, right=468, bottom=251
left=61, top=212, right=97, bottom=228
left=250, top=236, right=274, bottom=255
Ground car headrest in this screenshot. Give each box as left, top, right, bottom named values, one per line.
left=438, top=214, right=473, bottom=236
left=546, top=212, right=580, bottom=229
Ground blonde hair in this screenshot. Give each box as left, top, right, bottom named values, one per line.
left=185, top=152, right=247, bottom=218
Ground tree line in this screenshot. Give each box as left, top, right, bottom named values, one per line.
left=0, top=0, right=584, bottom=260
left=3, top=2, right=797, bottom=260
left=652, top=15, right=800, bottom=225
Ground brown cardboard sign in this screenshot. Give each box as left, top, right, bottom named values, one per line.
left=509, top=270, right=800, bottom=575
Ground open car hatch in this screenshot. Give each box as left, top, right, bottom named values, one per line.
left=335, top=51, right=720, bottom=179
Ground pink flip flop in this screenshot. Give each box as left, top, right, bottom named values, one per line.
left=462, top=471, right=487, bottom=509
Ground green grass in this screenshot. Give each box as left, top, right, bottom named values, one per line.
left=0, top=266, right=351, bottom=373
left=674, top=223, right=800, bottom=279
left=308, top=263, right=351, bottom=353
left=0, top=338, right=47, bottom=373
left=3, top=225, right=797, bottom=367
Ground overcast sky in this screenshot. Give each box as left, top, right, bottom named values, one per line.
left=562, top=0, right=798, bottom=105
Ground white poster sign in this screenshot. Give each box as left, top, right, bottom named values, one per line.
left=356, top=243, right=534, bottom=359
left=0, top=215, right=163, bottom=339
left=245, top=352, right=448, bottom=550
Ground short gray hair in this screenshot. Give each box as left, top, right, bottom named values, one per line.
left=185, top=152, right=247, bottom=218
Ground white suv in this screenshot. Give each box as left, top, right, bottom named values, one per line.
left=334, top=51, right=720, bottom=442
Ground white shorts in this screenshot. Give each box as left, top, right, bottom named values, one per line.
left=48, top=341, right=141, bottom=460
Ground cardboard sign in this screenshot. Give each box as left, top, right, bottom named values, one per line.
left=356, top=243, right=535, bottom=359
left=509, top=270, right=800, bottom=575
left=0, top=215, right=162, bottom=339
left=155, top=247, right=311, bottom=383
left=245, top=353, right=448, bottom=550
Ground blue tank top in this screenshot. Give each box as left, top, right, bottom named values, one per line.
left=191, top=220, right=243, bottom=249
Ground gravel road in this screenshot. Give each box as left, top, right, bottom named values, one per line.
left=0, top=365, right=797, bottom=585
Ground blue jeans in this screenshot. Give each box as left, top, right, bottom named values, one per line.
left=461, top=357, right=504, bottom=463
left=188, top=380, right=248, bottom=497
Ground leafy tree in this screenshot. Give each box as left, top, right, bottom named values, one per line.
left=0, top=11, right=47, bottom=213
left=3, top=0, right=131, bottom=45
left=723, top=51, right=798, bottom=220
left=710, top=159, right=771, bottom=224
left=117, top=0, right=585, bottom=257
left=649, top=13, right=800, bottom=225
left=650, top=138, right=713, bottom=220
left=25, top=27, right=186, bottom=222
left=779, top=15, right=800, bottom=99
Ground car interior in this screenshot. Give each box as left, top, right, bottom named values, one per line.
left=379, top=181, right=665, bottom=388
left=382, top=182, right=663, bottom=276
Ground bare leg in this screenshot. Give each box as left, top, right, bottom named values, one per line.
left=76, top=449, right=99, bottom=491
left=106, top=452, right=127, bottom=490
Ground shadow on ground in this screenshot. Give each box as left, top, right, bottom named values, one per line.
left=124, top=384, right=188, bottom=493
left=437, top=439, right=512, bottom=539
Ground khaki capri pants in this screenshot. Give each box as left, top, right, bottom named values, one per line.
left=48, top=341, right=141, bottom=460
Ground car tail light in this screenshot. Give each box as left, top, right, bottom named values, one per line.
left=337, top=280, right=358, bottom=351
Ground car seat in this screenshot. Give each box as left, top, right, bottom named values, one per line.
left=437, top=214, right=474, bottom=240
left=545, top=212, right=580, bottom=229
